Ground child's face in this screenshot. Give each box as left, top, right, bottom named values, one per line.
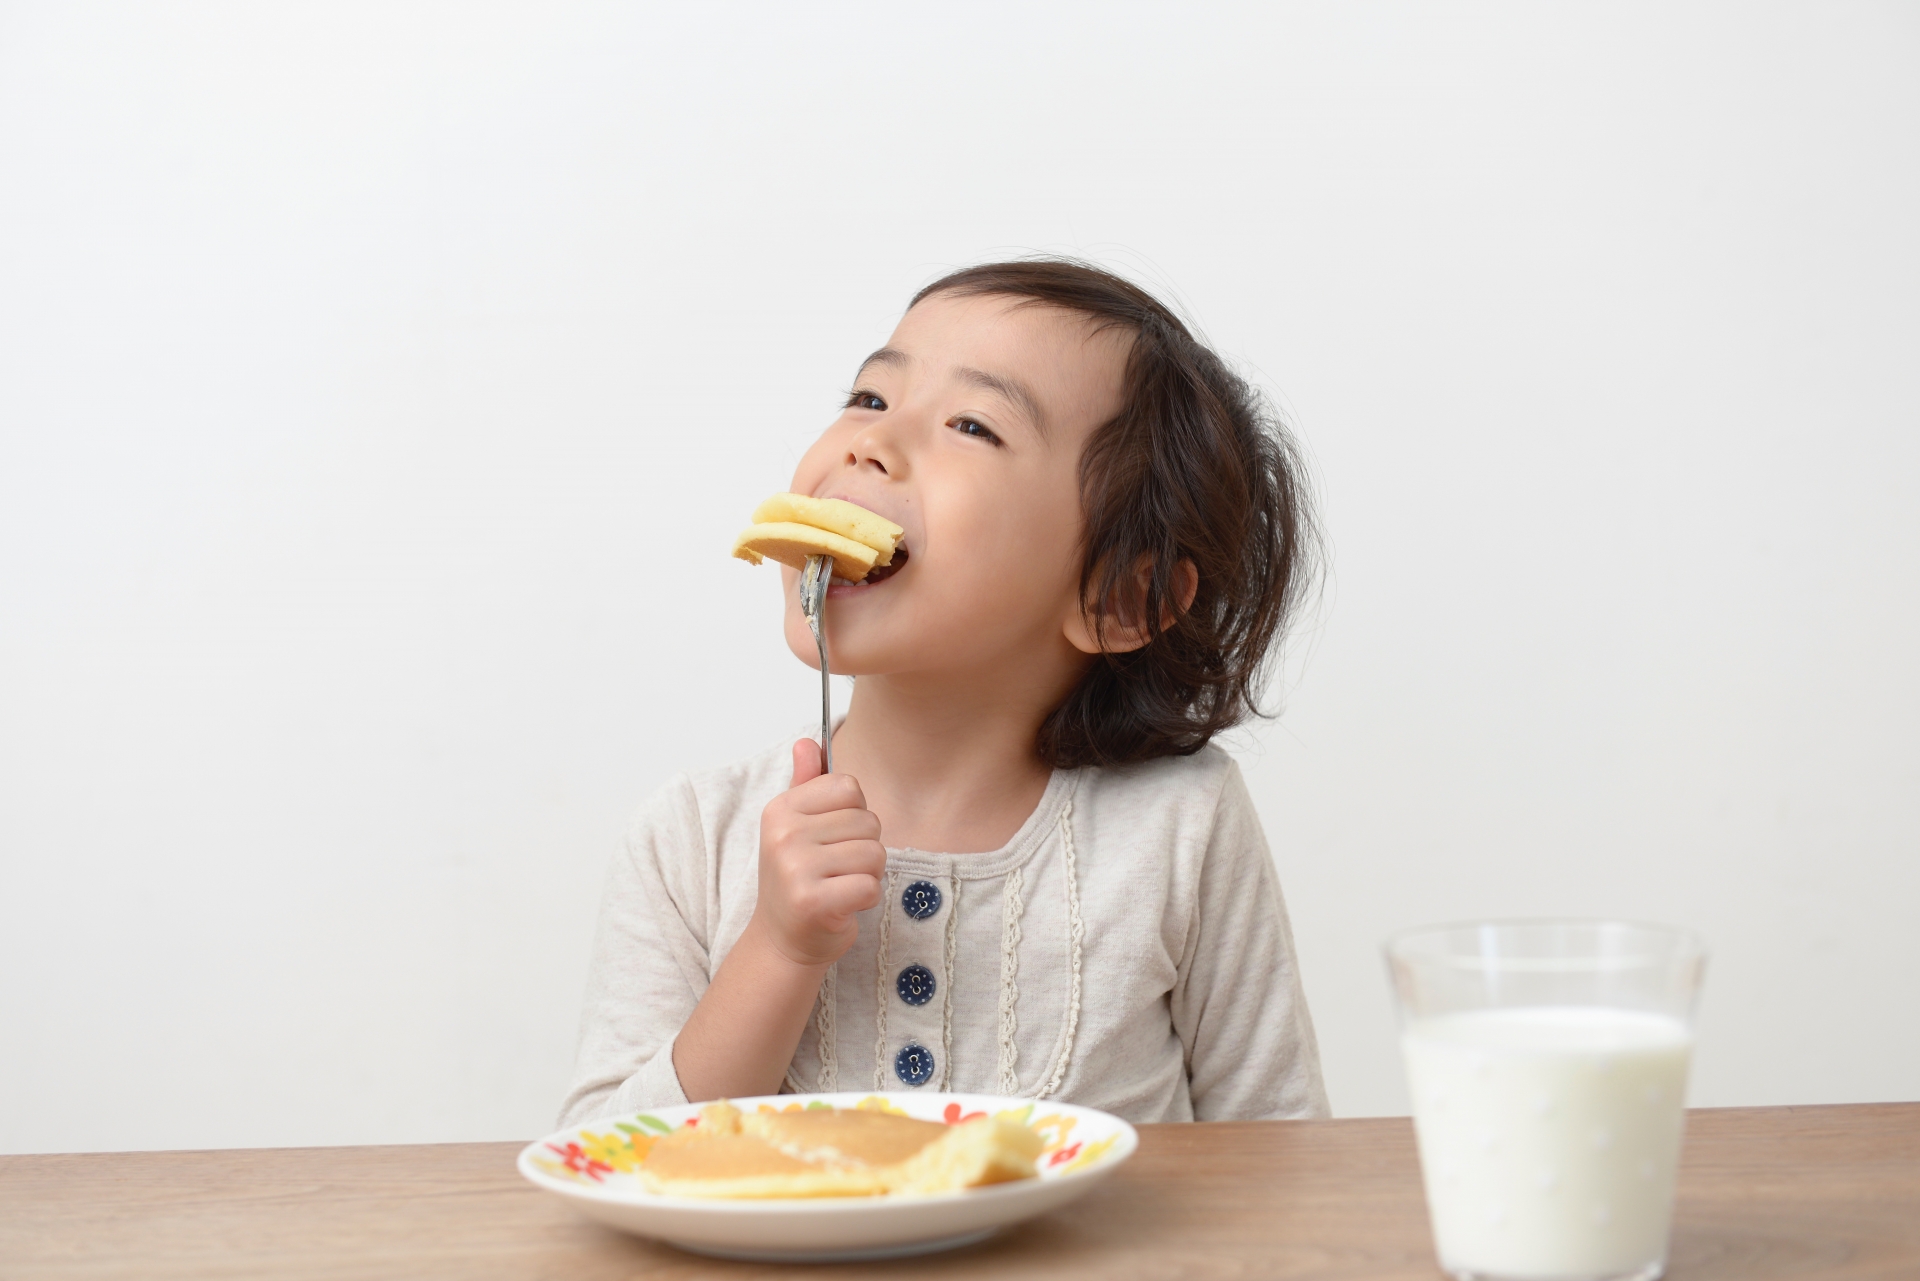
left=783, top=292, right=1131, bottom=681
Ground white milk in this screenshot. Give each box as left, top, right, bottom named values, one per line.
left=1402, top=1007, right=1691, bottom=1279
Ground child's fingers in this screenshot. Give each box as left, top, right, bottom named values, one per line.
left=761, top=820, right=883, bottom=879
left=813, top=836, right=887, bottom=881
left=813, top=871, right=883, bottom=920
left=798, top=807, right=882, bottom=848
left=783, top=771, right=868, bottom=816
left=766, top=833, right=885, bottom=888
left=789, top=738, right=825, bottom=790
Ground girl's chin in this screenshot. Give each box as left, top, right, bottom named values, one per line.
left=783, top=631, right=920, bottom=677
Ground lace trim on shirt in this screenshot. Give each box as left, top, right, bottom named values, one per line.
left=996, top=864, right=1025, bottom=1093
left=813, top=962, right=837, bottom=1092
left=1034, top=800, right=1084, bottom=1099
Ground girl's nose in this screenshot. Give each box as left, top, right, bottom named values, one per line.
left=846, top=415, right=907, bottom=479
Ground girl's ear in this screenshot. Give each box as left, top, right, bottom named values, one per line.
left=1063, top=556, right=1199, bottom=655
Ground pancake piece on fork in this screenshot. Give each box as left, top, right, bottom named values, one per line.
left=730, top=494, right=904, bottom=583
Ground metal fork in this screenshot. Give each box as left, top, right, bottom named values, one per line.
left=799, top=554, right=834, bottom=774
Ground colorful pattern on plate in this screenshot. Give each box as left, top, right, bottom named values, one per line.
left=527, top=1094, right=1122, bottom=1188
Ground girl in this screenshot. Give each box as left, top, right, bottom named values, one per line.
left=560, top=259, right=1327, bottom=1124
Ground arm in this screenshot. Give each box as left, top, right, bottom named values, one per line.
left=558, top=739, right=884, bottom=1126
left=671, top=738, right=885, bottom=1102
left=1170, top=762, right=1330, bottom=1121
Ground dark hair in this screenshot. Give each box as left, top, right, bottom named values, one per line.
left=912, top=258, right=1319, bottom=769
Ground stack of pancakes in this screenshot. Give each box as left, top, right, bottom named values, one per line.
left=641, top=1101, right=1041, bottom=1199
left=731, top=494, right=904, bottom=584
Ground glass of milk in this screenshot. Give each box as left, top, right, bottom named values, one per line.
left=1386, top=920, right=1707, bottom=1281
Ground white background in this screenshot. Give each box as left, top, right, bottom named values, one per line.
left=2, top=2, right=1915, bottom=1154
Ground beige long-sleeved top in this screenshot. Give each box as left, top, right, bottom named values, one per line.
left=559, top=735, right=1328, bottom=1127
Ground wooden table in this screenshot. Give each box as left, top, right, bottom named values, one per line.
left=2, top=1103, right=1914, bottom=1279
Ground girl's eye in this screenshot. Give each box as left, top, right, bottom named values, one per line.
left=949, top=417, right=1002, bottom=445
left=846, top=391, right=887, bottom=411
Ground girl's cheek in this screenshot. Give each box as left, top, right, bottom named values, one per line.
left=791, top=421, right=854, bottom=488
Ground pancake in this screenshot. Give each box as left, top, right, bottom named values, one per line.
left=639, top=1124, right=888, bottom=1198
left=749, top=494, right=902, bottom=566
left=884, top=1110, right=1045, bottom=1194
left=730, top=494, right=903, bottom=583
left=639, top=1101, right=1042, bottom=1199
left=730, top=522, right=879, bottom=583
left=749, top=1106, right=949, bottom=1168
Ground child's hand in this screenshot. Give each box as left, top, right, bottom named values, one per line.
left=752, top=739, right=886, bottom=968
left=673, top=739, right=884, bottom=1100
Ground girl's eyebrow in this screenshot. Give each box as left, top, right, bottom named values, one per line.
left=855, top=347, right=911, bottom=377
left=955, top=366, right=1047, bottom=439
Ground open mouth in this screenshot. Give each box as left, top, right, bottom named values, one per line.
left=855, top=543, right=908, bottom=586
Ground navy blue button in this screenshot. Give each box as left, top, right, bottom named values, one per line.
left=894, top=1042, right=936, bottom=1087
left=901, top=880, right=942, bottom=920
left=896, top=964, right=936, bottom=1007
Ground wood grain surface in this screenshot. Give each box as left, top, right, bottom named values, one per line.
left=2, top=1103, right=1914, bottom=1280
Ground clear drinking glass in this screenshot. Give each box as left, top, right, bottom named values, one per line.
left=1385, top=920, right=1708, bottom=1281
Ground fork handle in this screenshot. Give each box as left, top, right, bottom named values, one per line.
left=803, top=555, right=834, bottom=774
left=816, top=630, right=833, bottom=775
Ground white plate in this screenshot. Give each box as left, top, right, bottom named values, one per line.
left=518, top=1091, right=1138, bottom=1261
